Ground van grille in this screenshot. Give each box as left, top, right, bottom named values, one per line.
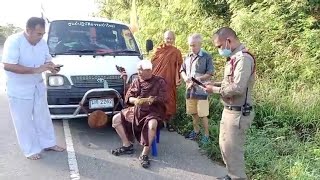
left=71, top=75, right=123, bottom=88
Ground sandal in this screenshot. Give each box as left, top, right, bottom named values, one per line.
left=111, top=144, right=134, bottom=156
left=27, top=153, right=41, bottom=160
left=139, top=155, right=150, bottom=168
left=166, top=123, right=175, bottom=132
left=44, top=145, right=65, bottom=152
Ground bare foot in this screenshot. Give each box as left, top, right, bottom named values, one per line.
left=44, top=145, right=65, bottom=152
left=27, top=153, right=41, bottom=160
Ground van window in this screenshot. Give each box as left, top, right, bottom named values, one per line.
left=48, top=20, right=140, bottom=55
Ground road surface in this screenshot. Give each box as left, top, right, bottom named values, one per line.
left=0, top=47, right=227, bottom=180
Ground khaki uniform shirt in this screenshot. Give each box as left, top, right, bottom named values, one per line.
left=215, top=44, right=255, bottom=106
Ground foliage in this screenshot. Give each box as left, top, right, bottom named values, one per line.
left=96, top=0, right=226, bottom=55
left=97, top=0, right=320, bottom=179
left=0, top=24, right=22, bottom=44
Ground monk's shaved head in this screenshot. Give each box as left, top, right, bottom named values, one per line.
left=213, top=27, right=238, bottom=41
left=164, top=30, right=175, bottom=38
left=164, top=30, right=175, bottom=45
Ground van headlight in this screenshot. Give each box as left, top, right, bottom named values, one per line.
left=48, top=76, right=64, bottom=86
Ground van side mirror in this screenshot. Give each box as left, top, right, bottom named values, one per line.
left=146, top=39, right=153, bottom=53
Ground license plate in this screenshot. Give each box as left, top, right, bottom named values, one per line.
left=89, top=98, right=114, bottom=109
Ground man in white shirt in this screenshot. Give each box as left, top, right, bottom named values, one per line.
left=1, top=17, right=65, bottom=160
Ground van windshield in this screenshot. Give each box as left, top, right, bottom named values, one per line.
left=47, top=20, right=140, bottom=56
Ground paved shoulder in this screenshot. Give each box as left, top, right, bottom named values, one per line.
left=69, top=120, right=226, bottom=180
left=0, top=94, right=69, bottom=180
left=0, top=64, right=226, bottom=180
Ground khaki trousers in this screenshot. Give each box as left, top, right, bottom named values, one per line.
left=219, top=108, right=254, bottom=180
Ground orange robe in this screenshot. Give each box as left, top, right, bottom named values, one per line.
left=151, top=44, right=183, bottom=120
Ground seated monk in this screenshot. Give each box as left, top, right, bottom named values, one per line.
left=111, top=60, right=167, bottom=168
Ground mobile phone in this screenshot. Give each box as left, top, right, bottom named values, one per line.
left=191, top=77, right=206, bottom=88
left=115, top=65, right=125, bottom=72
left=55, top=64, right=64, bottom=68
left=54, top=64, right=63, bottom=71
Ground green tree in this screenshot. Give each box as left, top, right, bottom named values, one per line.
left=96, top=0, right=320, bottom=179
left=0, top=24, right=23, bottom=44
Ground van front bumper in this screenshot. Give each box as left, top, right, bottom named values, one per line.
left=47, top=87, right=124, bottom=119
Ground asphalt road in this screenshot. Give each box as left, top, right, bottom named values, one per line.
left=0, top=50, right=227, bottom=180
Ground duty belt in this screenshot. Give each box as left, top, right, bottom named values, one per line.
left=224, top=105, right=242, bottom=111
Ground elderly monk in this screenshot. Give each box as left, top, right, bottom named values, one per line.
left=151, top=30, right=183, bottom=132
left=111, top=60, right=167, bottom=168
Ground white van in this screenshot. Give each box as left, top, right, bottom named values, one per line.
left=43, top=17, right=153, bottom=119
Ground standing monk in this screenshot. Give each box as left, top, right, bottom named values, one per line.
left=151, top=30, right=183, bottom=132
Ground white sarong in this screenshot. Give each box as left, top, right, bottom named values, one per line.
left=8, top=84, right=56, bottom=157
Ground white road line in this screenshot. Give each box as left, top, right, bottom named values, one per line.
left=63, top=119, right=80, bottom=180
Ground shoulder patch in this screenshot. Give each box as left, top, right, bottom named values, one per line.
left=235, top=51, right=244, bottom=59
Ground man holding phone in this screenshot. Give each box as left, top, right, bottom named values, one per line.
left=1, top=17, right=64, bottom=160
left=180, top=33, right=214, bottom=144
left=203, top=27, right=255, bottom=180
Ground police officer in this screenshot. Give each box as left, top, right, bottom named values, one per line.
left=203, top=27, right=255, bottom=180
